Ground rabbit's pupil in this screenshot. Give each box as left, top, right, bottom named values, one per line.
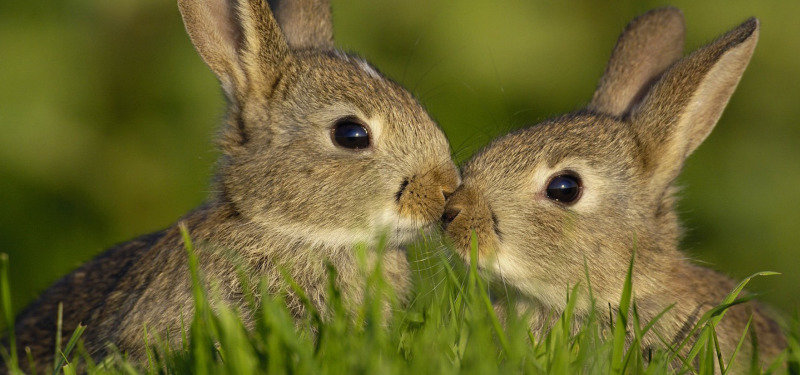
left=333, top=121, right=370, bottom=149
left=546, top=175, right=582, bottom=204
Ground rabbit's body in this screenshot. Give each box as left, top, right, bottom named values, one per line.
left=442, top=8, right=785, bottom=369
left=15, top=203, right=412, bottom=367
left=9, top=0, right=458, bottom=370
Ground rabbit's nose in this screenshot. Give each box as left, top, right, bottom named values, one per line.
left=441, top=207, right=462, bottom=230
left=442, top=187, right=454, bottom=201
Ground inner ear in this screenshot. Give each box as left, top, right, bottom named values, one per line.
left=630, top=18, right=758, bottom=190
left=178, top=0, right=245, bottom=92
left=178, top=0, right=292, bottom=103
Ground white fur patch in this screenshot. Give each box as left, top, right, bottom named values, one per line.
left=251, top=195, right=419, bottom=251
left=378, top=207, right=429, bottom=245
left=357, top=59, right=382, bottom=80
left=266, top=219, right=378, bottom=250
left=364, top=115, right=384, bottom=149
left=334, top=50, right=350, bottom=62
left=493, top=254, right=592, bottom=313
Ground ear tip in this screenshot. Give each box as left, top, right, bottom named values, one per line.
left=652, top=6, right=685, bottom=18
left=743, top=17, right=760, bottom=35
left=642, top=6, right=686, bottom=26
left=734, top=17, right=760, bottom=44
left=628, top=7, right=686, bottom=41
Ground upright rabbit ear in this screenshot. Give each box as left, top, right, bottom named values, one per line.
left=177, top=0, right=290, bottom=100
left=589, top=7, right=685, bottom=117
left=631, top=18, right=759, bottom=189
left=268, top=0, right=334, bottom=50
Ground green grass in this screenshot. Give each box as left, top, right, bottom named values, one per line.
left=0, top=229, right=797, bottom=374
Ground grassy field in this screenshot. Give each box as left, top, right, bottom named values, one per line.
left=1, top=0, right=799, bottom=373
left=2, top=230, right=797, bottom=374
left=1, top=0, right=798, bottom=318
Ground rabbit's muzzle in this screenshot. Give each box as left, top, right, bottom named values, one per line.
left=441, top=185, right=499, bottom=260
left=395, top=163, right=459, bottom=233
left=440, top=207, right=461, bottom=230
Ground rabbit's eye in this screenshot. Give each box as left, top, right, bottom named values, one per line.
left=332, top=119, right=370, bottom=150
left=546, top=174, right=582, bottom=204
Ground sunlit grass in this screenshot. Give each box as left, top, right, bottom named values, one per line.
left=0, top=229, right=796, bottom=374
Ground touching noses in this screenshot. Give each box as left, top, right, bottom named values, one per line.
left=441, top=205, right=461, bottom=230
left=440, top=185, right=480, bottom=231
left=440, top=183, right=459, bottom=228
left=441, top=185, right=467, bottom=230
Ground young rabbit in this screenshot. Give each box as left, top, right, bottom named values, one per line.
left=7, top=0, right=459, bottom=370
left=441, top=7, right=785, bottom=368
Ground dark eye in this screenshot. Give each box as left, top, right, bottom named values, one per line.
left=332, top=119, right=370, bottom=150
left=546, top=174, right=582, bottom=204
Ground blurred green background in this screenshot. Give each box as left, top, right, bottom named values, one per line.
left=1, top=0, right=798, bottom=318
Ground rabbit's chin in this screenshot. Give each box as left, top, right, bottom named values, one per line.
left=389, top=222, right=438, bottom=247
left=249, top=215, right=435, bottom=252
left=372, top=207, right=441, bottom=247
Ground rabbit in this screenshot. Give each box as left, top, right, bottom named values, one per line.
left=6, top=0, right=459, bottom=371
left=441, top=7, right=785, bottom=370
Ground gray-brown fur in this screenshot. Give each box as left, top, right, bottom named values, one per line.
left=268, top=0, right=334, bottom=50
left=7, top=0, right=458, bottom=371
left=442, top=8, right=784, bottom=371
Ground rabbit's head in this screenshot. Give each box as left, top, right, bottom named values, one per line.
left=442, top=8, right=759, bottom=309
left=178, top=0, right=459, bottom=248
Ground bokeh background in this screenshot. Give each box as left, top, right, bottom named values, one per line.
left=1, top=0, right=798, bottom=320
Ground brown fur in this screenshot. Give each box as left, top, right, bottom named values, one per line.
left=7, top=0, right=458, bottom=371
left=442, top=8, right=784, bottom=371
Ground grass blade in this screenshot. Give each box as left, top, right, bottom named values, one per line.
left=0, top=254, right=19, bottom=374
left=25, top=347, right=37, bottom=375
left=722, top=314, right=752, bottom=374
left=52, top=323, right=86, bottom=375
left=712, top=271, right=779, bottom=327
left=54, top=303, right=63, bottom=375
left=610, top=249, right=635, bottom=374
left=179, top=222, right=212, bottom=375
left=469, top=233, right=511, bottom=356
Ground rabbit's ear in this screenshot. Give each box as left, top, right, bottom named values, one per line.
left=268, top=0, right=334, bottom=50
left=632, top=18, right=758, bottom=188
left=589, top=7, right=685, bottom=117
left=178, top=0, right=290, bottom=100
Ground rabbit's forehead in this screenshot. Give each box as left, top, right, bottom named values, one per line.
left=296, top=54, right=404, bottom=103
left=292, top=55, right=437, bottom=127
left=287, top=55, right=449, bottom=156
left=469, top=119, right=610, bottom=163
left=464, top=115, right=634, bottom=188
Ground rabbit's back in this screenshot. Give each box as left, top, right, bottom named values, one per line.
left=12, top=230, right=165, bottom=370
left=666, top=264, right=786, bottom=361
